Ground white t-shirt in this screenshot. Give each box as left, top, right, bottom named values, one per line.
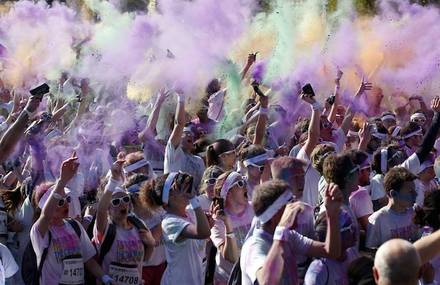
left=0, top=243, right=18, bottom=284
left=208, top=90, right=226, bottom=121
left=139, top=210, right=166, bottom=267
left=210, top=204, right=254, bottom=283
left=349, top=187, right=374, bottom=219
left=30, top=220, right=96, bottom=285
left=294, top=202, right=315, bottom=267
left=93, top=222, right=145, bottom=284
left=296, top=146, right=321, bottom=207
left=370, top=174, right=386, bottom=201
left=366, top=206, right=419, bottom=249
left=164, top=141, right=205, bottom=189
left=304, top=248, right=359, bottom=285
left=197, top=195, right=212, bottom=212
left=241, top=228, right=313, bottom=285
left=161, top=213, right=205, bottom=285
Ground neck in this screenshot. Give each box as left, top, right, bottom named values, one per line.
left=133, top=204, right=152, bottom=219
left=389, top=200, right=407, bottom=213
left=52, top=217, right=65, bottom=226
left=226, top=202, right=247, bottom=216
left=112, top=215, right=130, bottom=228
left=167, top=205, right=187, bottom=217
left=247, top=175, right=259, bottom=185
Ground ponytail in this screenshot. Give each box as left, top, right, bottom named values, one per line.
left=206, top=145, right=219, bottom=167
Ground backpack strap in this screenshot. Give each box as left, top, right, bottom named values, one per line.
left=127, top=215, right=147, bottom=231
left=66, top=218, right=82, bottom=239
left=37, top=230, right=52, bottom=281
left=98, top=223, right=117, bottom=265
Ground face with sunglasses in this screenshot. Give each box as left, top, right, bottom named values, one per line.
left=109, top=192, right=131, bottom=217
left=225, top=177, right=248, bottom=208
left=54, top=195, right=72, bottom=218
left=203, top=177, right=217, bottom=199
left=246, top=162, right=265, bottom=180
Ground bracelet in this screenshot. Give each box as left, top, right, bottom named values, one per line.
left=311, top=101, right=323, bottom=112
left=189, top=197, right=201, bottom=209
left=273, top=226, right=290, bottom=241
left=226, top=232, right=236, bottom=239
left=106, top=178, right=122, bottom=192
left=259, top=107, right=269, bottom=115
left=101, top=274, right=113, bottom=284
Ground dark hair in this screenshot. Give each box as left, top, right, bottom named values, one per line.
left=322, top=153, right=355, bottom=189
left=200, top=166, right=224, bottom=194
left=384, top=167, right=417, bottom=194
left=206, top=78, right=220, bottom=96
left=414, top=190, right=440, bottom=230
left=347, top=256, right=375, bottom=285
left=193, top=137, right=212, bottom=156
left=239, top=144, right=266, bottom=162
left=140, top=174, right=170, bottom=210
left=372, top=145, right=407, bottom=175
left=252, top=180, right=289, bottom=216
left=206, top=139, right=234, bottom=167
left=0, top=185, right=24, bottom=215
left=345, top=149, right=369, bottom=166
left=401, top=121, right=422, bottom=141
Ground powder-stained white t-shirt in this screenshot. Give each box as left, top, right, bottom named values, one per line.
left=30, top=220, right=96, bottom=285
left=0, top=243, right=18, bottom=284
left=161, top=213, right=206, bottom=285
left=241, top=228, right=313, bottom=285
left=210, top=204, right=254, bottom=283
left=349, top=187, right=374, bottom=219
left=366, top=206, right=419, bottom=249
left=296, top=146, right=321, bottom=207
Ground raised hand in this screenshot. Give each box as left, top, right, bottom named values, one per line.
left=324, top=183, right=343, bottom=218
left=110, top=159, right=125, bottom=181
left=277, top=201, right=305, bottom=229
left=60, top=152, right=80, bottom=184
left=335, top=68, right=343, bottom=85
left=354, top=77, right=373, bottom=98
left=247, top=52, right=258, bottom=66
left=359, top=122, right=371, bottom=142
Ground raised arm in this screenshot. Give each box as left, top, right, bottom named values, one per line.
left=240, top=53, right=257, bottom=81
left=301, top=92, right=321, bottom=158
left=340, top=78, right=372, bottom=135
left=179, top=188, right=210, bottom=240
left=34, top=152, right=79, bottom=237
left=253, top=92, right=269, bottom=146
left=139, top=89, right=170, bottom=140
left=416, top=97, right=440, bottom=163
left=327, top=69, right=343, bottom=123
left=0, top=96, right=40, bottom=164
left=96, top=160, right=124, bottom=236
left=415, top=228, right=440, bottom=265
left=358, top=122, right=372, bottom=151
left=212, top=203, right=239, bottom=263
left=169, top=93, right=186, bottom=149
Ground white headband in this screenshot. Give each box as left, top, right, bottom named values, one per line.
left=183, top=127, right=193, bottom=134
left=123, top=158, right=149, bottom=174
left=402, top=128, right=423, bottom=139
left=243, top=153, right=268, bottom=167
left=38, top=185, right=71, bottom=209
left=380, top=148, right=388, bottom=174
left=257, top=191, right=293, bottom=224
left=162, top=172, right=178, bottom=204
left=391, top=126, right=401, bottom=138
left=410, top=113, right=426, bottom=121
left=220, top=171, right=243, bottom=198
left=381, top=114, right=396, bottom=122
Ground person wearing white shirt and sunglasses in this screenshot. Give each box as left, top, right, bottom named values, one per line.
left=94, top=160, right=156, bottom=285
left=140, top=171, right=210, bottom=285
left=197, top=166, right=224, bottom=212
left=239, top=145, right=268, bottom=200
left=210, top=171, right=254, bottom=285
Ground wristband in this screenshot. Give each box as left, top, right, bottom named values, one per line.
left=273, top=226, right=290, bottom=241
left=106, top=178, right=122, bottom=193
left=189, top=197, right=201, bottom=209
left=101, top=274, right=113, bottom=284
left=226, top=232, right=236, bottom=239
left=311, top=101, right=323, bottom=112
left=259, top=107, right=269, bottom=115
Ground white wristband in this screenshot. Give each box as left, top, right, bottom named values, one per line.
left=259, top=107, right=269, bottom=115
left=273, top=226, right=290, bottom=241
left=189, top=197, right=200, bottom=209
left=102, top=274, right=113, bottom=284
left=106, top=178, right=122, bottom=193
left=226, top=232, right=236, bottom=239
left=311, top=102, right=322, bottom=112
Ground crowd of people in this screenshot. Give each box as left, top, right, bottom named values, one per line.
left=1, top=1, right=440, bottom=285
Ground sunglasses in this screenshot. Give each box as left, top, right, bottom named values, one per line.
left=230, top=180, right=246, bottom=189
left=57, top=195, right=71, bottom=207
left=111, top=196, right=130, bottom=207
left=204, top=178, right=217, bottom=186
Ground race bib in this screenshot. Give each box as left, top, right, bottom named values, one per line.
left=109, top=263, right=140, bottom=285
left=59, top=257, right=84, bottom=285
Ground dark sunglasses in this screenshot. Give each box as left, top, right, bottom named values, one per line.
left=249, top=163, right=265, bottom=173
left=204, top=178, right=217, bottom=186
left=111, top=196, right=130, bottom=207
left=57, top=196, right=71, bottom=207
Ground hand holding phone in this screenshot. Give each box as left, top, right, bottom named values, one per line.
left=301, top=83, right=315, bottom=97
left=213, top=197, right=225, bottom=215
left=29, top=83, right=50, bottom=99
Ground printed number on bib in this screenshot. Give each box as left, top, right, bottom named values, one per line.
left=59, top=257, right=84, bottom=285
left=109, top=263, right=140, bottom=285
